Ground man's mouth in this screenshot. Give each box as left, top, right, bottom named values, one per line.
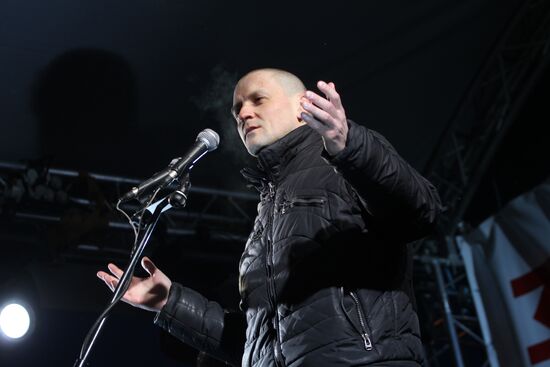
left=244, top=126, right=260, bottom=139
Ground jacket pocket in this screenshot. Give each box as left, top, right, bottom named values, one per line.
left=278, top=195, right=327, bottom=215
left=340, top=287, right=374, bottom=351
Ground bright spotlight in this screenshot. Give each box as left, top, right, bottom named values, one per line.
left=0, top=303, right=31, bottom=339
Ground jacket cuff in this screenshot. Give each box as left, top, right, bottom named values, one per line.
left=154, top=282, right=183, bottom=329
left=321, top=119, right=363, bottom=169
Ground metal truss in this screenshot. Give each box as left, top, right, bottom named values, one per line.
left=424, top=0, right=550, bottom=239
left=417, top=2, right=550, bottom=365
left=415, top=252, right=497, bottom=367
left=0, top=160, right=258, bottom=261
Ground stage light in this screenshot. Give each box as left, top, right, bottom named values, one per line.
left=0, top=303, right=31, bottom=339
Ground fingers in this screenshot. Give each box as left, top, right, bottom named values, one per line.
left=97, top=262, right=124, bottom=293
left=301, top=112, right=329, bottom=132
left=141, top=256, right=157, bottom=277
left=107, top=263, right=124, bottom=279
left=304, top=90, right=334, bottom=113
left=301, top=81, right=344, bottom=126
left=316, top=80, right=343, bottom=109
left=96, top=271, right=119, bottom=291
left=301, top=99, right=333, bottom=125
left=106, top=278, right=118, bottom=291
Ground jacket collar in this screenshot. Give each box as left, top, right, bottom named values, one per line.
left=241, top=125, right=321, bottom=190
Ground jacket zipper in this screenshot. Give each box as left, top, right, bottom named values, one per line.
left=349, top=291, right=373, bottom=351
left=280, top=196, right=326, bottom=214
left=250, top=225, right=264, bottom=242
left=265, top=182, right=285, bottom=367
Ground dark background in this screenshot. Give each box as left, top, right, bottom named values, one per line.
left=1, top=0, right=548, bottom=366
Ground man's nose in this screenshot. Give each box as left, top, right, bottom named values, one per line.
left=238, top=105, right=254, bottom=122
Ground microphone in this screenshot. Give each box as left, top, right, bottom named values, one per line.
left=119, top=129, right=219, bottom=202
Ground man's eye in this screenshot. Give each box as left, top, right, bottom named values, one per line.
left=254, top=96, right=265, bottom=104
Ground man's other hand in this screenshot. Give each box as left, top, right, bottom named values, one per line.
left=97, top=256, right=172, bottom=312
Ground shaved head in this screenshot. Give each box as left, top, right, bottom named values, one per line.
left=237, top=68, right=306, bottom=97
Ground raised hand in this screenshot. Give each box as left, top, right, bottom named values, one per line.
left=97, top=256, right=172, bottom=312
left=300, top=81, right=348, bottom=156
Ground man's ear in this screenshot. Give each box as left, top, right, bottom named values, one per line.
left=296, top=92, right=307, bottom=122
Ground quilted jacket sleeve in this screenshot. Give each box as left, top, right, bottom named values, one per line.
left=322, top=120, right=443, bottom=241
left=154, top=283, right=246, bottom=366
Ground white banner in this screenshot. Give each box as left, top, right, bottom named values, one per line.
left=457, top=178, right=550, bottom=366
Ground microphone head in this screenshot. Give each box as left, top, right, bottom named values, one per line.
left=197, top=129, right=220, bottom=152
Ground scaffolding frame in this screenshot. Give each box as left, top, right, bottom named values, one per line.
left=419, top=0, right=550, bottom=365
left=0, top=160, right=258, bottom=262
left=424, top=0, right=550, bottom=238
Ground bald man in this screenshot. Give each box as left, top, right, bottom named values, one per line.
left=98, top=69, right=442, bottom=366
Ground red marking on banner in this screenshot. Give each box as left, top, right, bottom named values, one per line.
left=511, top=258, right=550, bottom=328
left=510, top=258, right=550, bottom=363
left=528, top=338, right=550, bottom=365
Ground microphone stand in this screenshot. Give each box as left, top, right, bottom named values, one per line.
left=73, top=177, right=190, bottom=367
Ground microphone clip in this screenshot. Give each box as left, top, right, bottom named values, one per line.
left=168, top=173, right=191, bottom=208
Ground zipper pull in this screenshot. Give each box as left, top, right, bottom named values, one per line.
left=280, top=200, right=288, bottom=215
left=267, top=182, right=276, bottom=200
left=361, top=333, right=373, bottom=351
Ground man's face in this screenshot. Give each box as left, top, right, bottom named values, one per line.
left=232, top=71, right=304, bottom=156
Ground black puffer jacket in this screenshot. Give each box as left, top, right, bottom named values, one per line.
left=155, top=121, right=442, bottom=366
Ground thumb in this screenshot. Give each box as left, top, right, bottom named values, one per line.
left=141, top=256, right=158, bottom=276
